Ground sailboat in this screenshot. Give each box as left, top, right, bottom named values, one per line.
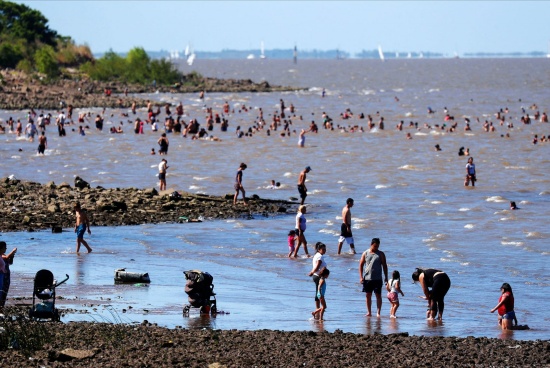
left=260, top=41, right=266, bottom=59
left=186, top=45, right=196, bottom=66
left=378, top=45, right=385, bottom=61
left=184, top=44, right=190, bottom=58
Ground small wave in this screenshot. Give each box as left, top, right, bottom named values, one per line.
left=398, top=165, right=421, bottom=171
left=428, top=88, right=440, bottom=93
left=440, top=258, right=453, bottom=262
left=525, top=231, right=546, bottom=239
left=375, top=185, right=388, bottom=189
left=539, top=191, right=550, bottom=196
left=283, top=172, right=293, bottom=177
left=501, top=241, right=524, bottom=246
left=486, top=196, right=506, bottom=203
left=460, top=262, right=470, bottom=266
left=414, top=132, right=428, bottom=136
left=464, top=224, right=475, bottom=229
left=430, top=201, right=443, bottom=204
left=405, top=112, right=413, bottom=117
left=504, top=166, right=528, bottom=170
left=188, top=185, right=203, bottom=190
left=98, top=171, right=108, bottom=175
left=193, top=177, right=209, bottom=181
left=10, top=155, right=21, bottom=159
left=458, top=208, right=470, bottom=212
left=318, top=229, right=339, bottom=236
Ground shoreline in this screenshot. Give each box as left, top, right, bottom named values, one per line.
left=0, top=69, right=305, bottom=110
left=0, top=177, right=296, bottom=232
left=0, top=320, right=547, bottom=366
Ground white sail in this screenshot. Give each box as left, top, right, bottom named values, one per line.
left=246, top=54, right=255, bottom=59
left=407, top=52, right=412, bottom=59
left=260, top=41, right=266, bottom=59
left=378, top=45, right=385, bottom=61
left=184, top=44, right=190, bottom=57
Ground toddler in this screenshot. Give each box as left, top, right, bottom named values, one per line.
left=386, top=270, right=405, bottom=318
left=312, top=268, right=330, bottom=320
left=287, top=230, right=297, bottom=258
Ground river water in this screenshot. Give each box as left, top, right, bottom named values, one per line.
left=0, top=58, right=548, bottom=340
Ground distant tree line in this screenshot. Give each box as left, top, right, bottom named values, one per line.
left=0, top=0, right=187, bottom=85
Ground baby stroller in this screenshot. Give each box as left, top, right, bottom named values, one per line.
left=28, top=269, right=69, bottom=321
left=182, top=270, right=217, bottom=316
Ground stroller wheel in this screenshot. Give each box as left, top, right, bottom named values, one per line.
left=182, top=305, right=190, bottom=316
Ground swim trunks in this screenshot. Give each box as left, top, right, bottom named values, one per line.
left=362, top=279, right=383, bottom=294
left=76, top=224, right=86, bottom=239
left=158, top=172, right=166, bottom=180
left=339, top=223, right=354, bottom=244
left=297, top=184, right=307, bottom=199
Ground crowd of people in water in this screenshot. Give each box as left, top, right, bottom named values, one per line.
left=1, top=94, right=549, bottom=157
left=0, top=93, right=543, bottom=330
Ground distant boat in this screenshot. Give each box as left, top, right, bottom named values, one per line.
left=547, top=42, right=550, bottom=58
left=407, top=52, right=412, bottom=59
left=187, top=53, right=195, bottom=66
left=378, top=45, right=385, bottom=61
left=260, top=41, right=266, bottom=59
left=186, top=45, right=195, bottom=66
left=184, top=44, right=190, bottom=58
left=395, top=52, right=399, bottom=59
left=246, top=54, right=255, bottom=60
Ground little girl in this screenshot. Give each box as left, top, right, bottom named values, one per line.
left=287, top=230, right=297, bottom=258
left=312, top=268, right=330, bottom=320
left=386, top=270, right=405, bottom=318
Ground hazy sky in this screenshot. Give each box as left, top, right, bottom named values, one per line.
left=14, top=1, right=550, bottom=56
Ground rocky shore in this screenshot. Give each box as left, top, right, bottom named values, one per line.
left=0, top=177, right=295, bottom=233
left=0, top=69, right=303, bottom=110
left=0, top=320, right=547, bottom=367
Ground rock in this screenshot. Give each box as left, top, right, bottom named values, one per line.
left=47, top=203, right=61, bottom=213
left=143, top=188, right=158, bottom=197
left=22, top=216, right=30, bottom=224
left=46, top=181, right=56, bottom=188
left=52, top=348, right=96, bottom=362
left=74, top=176, right=90, bottom=189
left=111, top=200, right=128, bottom=212
left=58, top=182, right=71, bottom=189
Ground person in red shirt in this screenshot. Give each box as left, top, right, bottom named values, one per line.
left=490, top=283, right=517, bottom=330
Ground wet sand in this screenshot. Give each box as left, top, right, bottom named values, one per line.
left=0, top=320, right=548, bottom=367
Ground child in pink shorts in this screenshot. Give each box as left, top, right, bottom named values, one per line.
left=287, top=230, right=297, bottom=257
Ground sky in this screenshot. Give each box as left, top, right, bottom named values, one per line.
left=13, top=1, right=550, bottom=56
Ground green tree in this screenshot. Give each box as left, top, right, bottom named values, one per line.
left=0, top=42, right=23, bottom=68
left=34, top=45, right=59, bottom=78
left=0, top=0, right=57, bottom=46
left=150, top=58, right=181, bottom=85
left=124, top=47, right=150, bottom=84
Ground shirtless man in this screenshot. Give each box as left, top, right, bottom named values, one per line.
left=297, top=166, right=311, bottom=205
left=74, top=202, right=92, bottom=253
left=338, top=198, right=356, bottom=254
left=37, top=132, right=47, bottom=155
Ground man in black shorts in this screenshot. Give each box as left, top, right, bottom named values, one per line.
left=297, top=166, right=311, bottom=205
left=359, top=238, right=388, bottom=317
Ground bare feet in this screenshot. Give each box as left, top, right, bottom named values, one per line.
left=365, top=313, right=372, bottom=317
